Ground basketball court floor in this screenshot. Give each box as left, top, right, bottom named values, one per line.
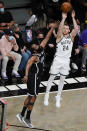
left=0, top=69, right=87, bottom=131
left=2, top=87, right=87, bottom=131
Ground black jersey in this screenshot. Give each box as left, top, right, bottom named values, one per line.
left=29, top=50, right=44, bottom=76
left=27, top=47, right=44, bottom=96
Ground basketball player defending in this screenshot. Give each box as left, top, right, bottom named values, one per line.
left=44, top=10, right=78, bottom=108
left=16, top=23, right=58, bottom=128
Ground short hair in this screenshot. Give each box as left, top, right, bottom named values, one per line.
left=0, top=1, right=4, bottom=6
left=30, top=38, right=39, bottom=53
left=64, top=21, right=69, bottom=27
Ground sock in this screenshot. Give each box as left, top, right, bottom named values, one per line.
left=21, top=106, right=27, bottom=116
left=26, top=110, right=32, bottom=120
left=57, top=75, right=66, bottom=96
left=46, top=74, right=55, bottom=94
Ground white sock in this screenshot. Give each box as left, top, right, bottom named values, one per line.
left=46, top=74, right=55, bottom=94
left=57, top=75, right=66, bottom=97
left=44, top=74, right=56, bottom=106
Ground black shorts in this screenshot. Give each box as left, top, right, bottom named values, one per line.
left=27, top=73, right=41, bottom=96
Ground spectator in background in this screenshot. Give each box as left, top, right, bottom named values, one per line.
left=0, top=50, right=2, bottom=79
left=0, top=29, right=21, bottom=79
left=75, top=29, right=87, bottom=72
left=0, top=1, right=14, bottom=30
left=22, top=9, right=37, bottom=48
left=70, top=0, right=87, bottom=24
left=43, top=0, right=70, bottom=22
left=82, top=0, right=87, bottom=24
left=43, top=0, right=61, bottom=21
left=31, top=0, right=46, bottom=28
left=12, top=24, right=31, bottom=77
left=26, top=8, right=38, bottom=30
left=25, top=8, right=38, bottom=44
left=0, top=47, right=2, bottom=73
left=0, top=30, right=4, bottom=74
left=0, top=51, right=2, bottom=71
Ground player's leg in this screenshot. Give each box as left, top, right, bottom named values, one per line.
left=44, top=74, right=56, bottom=106
left=23, top=73, right=38, bottom=128
left=16, top=96, right=31, bottom=123
left=55, top=75, right=66, bottom=108
left=21, top=96, right=31, bottom=116
left=23, top=95, right=37, bottom=128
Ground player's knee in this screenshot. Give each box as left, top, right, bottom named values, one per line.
left=27, top=105, right=33, bottom=110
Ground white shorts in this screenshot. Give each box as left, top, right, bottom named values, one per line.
left=49, top=57, right=70, bottom=76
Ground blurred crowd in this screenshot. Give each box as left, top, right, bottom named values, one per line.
left=0, top=0, right=87, bottom=83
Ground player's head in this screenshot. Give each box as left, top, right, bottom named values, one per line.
left=62, top=24, right=70, bottom=35
left=30, top=39, right=40, bottom=53
left=31, top=44, right=39, bottom=51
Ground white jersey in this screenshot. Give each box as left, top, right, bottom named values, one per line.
left=55, top=35, right=73, bottom=60
left=50, top=35, right=73, bottom=75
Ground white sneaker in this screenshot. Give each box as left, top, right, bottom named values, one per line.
left=12, top=70, right=20, bottom=77
left=44, top=93, right=49, bottom=106
left=1, top=72, right=8, bottom=79
left=55, top=95, right=61, bottom=108
left=16, top=113, right=24, bottom=123
left=71, top=63, right=78, bottom=70
left=23, top=118, right=34, bottom=128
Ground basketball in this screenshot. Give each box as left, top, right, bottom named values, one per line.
left=61, top=2, right=72, bottom=13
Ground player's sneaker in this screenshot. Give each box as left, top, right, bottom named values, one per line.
left=55, top=95, right=61, bottom=108
left=23, top=118, right=34, bottom=128
left=44, top=93, right=49, bottom=106
left=16, top=113, right=23, bottom=123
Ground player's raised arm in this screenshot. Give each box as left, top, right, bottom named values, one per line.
left=70, top=10, right=78, bottom=41
left=56, top=13, right=67, bottom=40
left=40, top=23, right=58, bottom=48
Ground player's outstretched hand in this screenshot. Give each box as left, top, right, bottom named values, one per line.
left=22, top=76, right=28, bottom=83
left=62, top=12, right=67, bottom=19
left=49, top=21, right=59, bottom=29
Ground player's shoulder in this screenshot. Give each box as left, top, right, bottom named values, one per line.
left=56, top=35, right=63, bottom=43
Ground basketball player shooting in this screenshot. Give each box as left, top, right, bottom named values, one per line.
left=44, top=10, right=78, bottom=108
